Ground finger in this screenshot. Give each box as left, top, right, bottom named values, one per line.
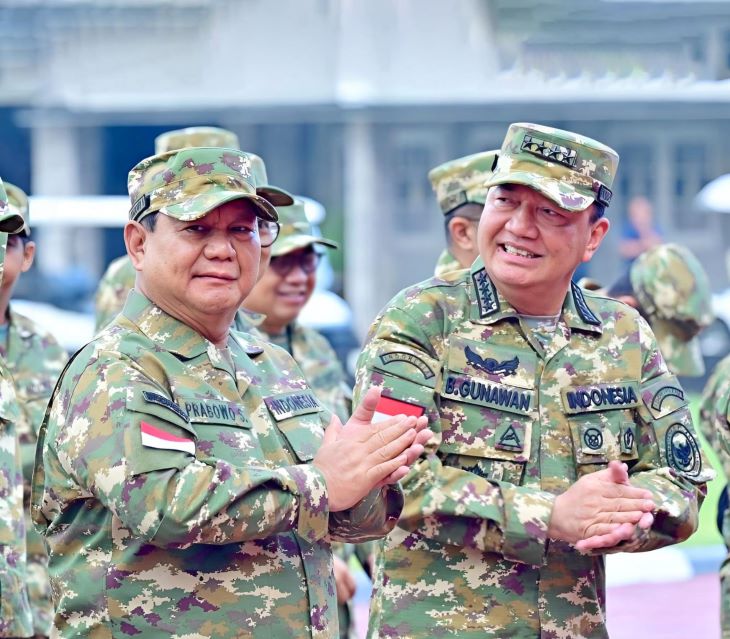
left=367, top=453, right=410, bottom=485
left=402, top=443, right=424, bottom=466
left=383, top=465, right=411, bottom=484
left=365, top=417, right=417, bottom=454
left=606, top=459, right=630, bottom=485
left=602, top=483, right=654, bottom=502
left=638, top=511, right=654, bottom=529
left=412, top=415, right=430, bottom=432
left=576, top=522, right=636, bottom=551
left=323, top=415, right=343, bottom=444
left=611, top=497, right=655, bottom=513
left=370, top=427, right=417, bottom=462
left=413, top=429, right=433, bottom=447
left=350, top=386, right=382, bottom=423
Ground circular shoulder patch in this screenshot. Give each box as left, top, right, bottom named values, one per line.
left=665, top=423, right=701, bottom=478
left=583, top=427, right=603, bottom=451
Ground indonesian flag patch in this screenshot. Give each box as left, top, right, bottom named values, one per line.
left=373, top=395, right=425, bottom=423
left=140, top=421, right=195, bottom=455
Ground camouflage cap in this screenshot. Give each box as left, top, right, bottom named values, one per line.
left=0, top=178, right=25, bottom=234
left=4, top=182, right=30, bottom=236
left=154, top=126, right=295, bottom=208
left=483, top=122, right=619, bottom=212
left=127, top=147, right=278, bottom=223
left=272, top=198, right=338, bottom=257
left=154, top=126, right=240, bottom=155
left=630, top=243, right=714, bottom=376
left=428, top=150, right=499, bottom=215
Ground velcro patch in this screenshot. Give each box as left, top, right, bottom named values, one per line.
left=442, top=373, right=534, bottom=415
left=562, top=382, right=640, bottom=414
left=642, top=376, right=688, bottom=420
left=264, top=391, right=322, bottom=422
left=142, top=391, right=189, bottom=423
left=665, top=423, right=702, bottom=478
left=378, top=351, right=435, bottom=380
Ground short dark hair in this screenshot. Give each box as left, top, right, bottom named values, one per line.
left=590, top=203, right=606, bottom=223
left=443, top=203, right=482, bottom=245
left=139, top=212, right=159, bottom=232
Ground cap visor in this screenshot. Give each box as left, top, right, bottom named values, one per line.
left=484, top=170, right=595, bottom=212
left=272, top=234, right=339, bottom=257
left=161, top=191, right=278, bottom=223
left=257, top=186, right=295, bottom=207
left=0, top=212, right=26, bottom=234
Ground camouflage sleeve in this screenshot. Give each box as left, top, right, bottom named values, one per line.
left=616, top=317, right=713, bottom=553
left=354, top=305, right=554, bottom=567
left=328, top=484, right=403, bottom=543
left=699, top=356, right=730, bottom=480
left=37, top=352, right=332, bottom=548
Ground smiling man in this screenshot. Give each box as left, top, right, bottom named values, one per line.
left=354, top=123, right=711, bottom=638
left=31, top=147, right=431, bottom=639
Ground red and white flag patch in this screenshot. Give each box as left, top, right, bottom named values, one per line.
left=373, top=395, right=425, bottom=423
left=140, top=421, right=195, bottom=455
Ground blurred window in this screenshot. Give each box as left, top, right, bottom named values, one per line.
left=392, top=135, right=439, bottom=232
left=672, top=142, right=710, bottom=231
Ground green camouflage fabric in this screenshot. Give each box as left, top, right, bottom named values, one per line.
left=94, top=254, right=137, bottom=333
left=154, top=127, right=294, bottom=207
left=4, top=182, right=30, bottom=236
left=428, top=150, right=498, bottom=215
left=433, top=249, right=463, bottom=278
left=354, top=259, right=710, bottom=638
left=127, top=147, right=278, bottom=223
left=484, top=122, right=619, bottom=212
left=0, top=179, right=34, bottom=637
left=0, top=307, right=66, bottom=636
left=155, top=126, right=241, bottom=155
left=630, top=243, right=714, bottom=377
left=699, top=354, right=730, bottom=638
left=32, top=289, right=402, bottom=638
left=272, top=199, right=338, bottom=257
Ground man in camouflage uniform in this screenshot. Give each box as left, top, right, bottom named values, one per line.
left=428, top=151, right=498, bottom=277
left=238, top=198, right=357, bottom=635
left=93, top=126, right=292, bottom=332
left=354, top=122, right=711, bottom=638
left=605, top=243, right=714, bottom=377
left=0, top=178, right=34, bottom=638
left=32, top=147, right=431, bottom=638
left=0, top=184, right=66, bottom=638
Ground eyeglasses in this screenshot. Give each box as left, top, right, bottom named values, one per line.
left=257, top=219, right=280, bottom=248
left=269, top=250, right=321, bottom=276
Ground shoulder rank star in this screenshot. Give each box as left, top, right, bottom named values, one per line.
left=465, top=346, right=518, bottom=377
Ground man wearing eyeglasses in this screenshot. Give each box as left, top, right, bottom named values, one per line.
left=32, top=147, right=432, bottom=638
left=94, top=127, right=291, bottom=333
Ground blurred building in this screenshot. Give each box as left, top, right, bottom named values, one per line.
left=3, top=0, right=730, bottom=335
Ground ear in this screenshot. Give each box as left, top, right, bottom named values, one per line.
left=448, top=217, right=478, bottom=252
left=20, top=241, right=35, bottom=273
left=124, top=221, right=147, bottom=271
left=582, top=217, right=610, bottom=262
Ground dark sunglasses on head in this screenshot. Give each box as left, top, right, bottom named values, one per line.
left=269, top=249, right=322, bottom=276
left=257, top=219, right=280, bottom=248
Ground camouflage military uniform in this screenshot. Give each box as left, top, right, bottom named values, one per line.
left=0, top=308, right=66, bottom=637
left=32, top=289, right=402, bottom=639
left=94, top=254, right=136, bottom=333
left=354, top=261, right=710, bottom=638
left=0, top=182, right=34, bottom=637
left=433, top=249, right=462, bottom=278
left=700, top=354, right=730, bottom=638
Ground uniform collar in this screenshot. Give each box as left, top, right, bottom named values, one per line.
left=7, top=306, right=34, bottom=340
left=467, top=257, right=603, bottom=335
left=120, top=289, right=251, bottom=360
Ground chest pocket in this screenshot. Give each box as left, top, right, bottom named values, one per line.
left=263, top=390, right=325, bottom=462
left=437, top=338, right=537, bottom=485
left=562, top=382, right=641, bottom=477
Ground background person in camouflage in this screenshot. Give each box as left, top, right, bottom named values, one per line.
left=32, top=147, right=431, bottom=638
left=354, top=122, right=711, bottom=638
left=0, top=178, right=35, bottom=638
left=93, top=126, right=293, bottom=332
left=605, top=243, right=714, bottom=377
left=0, top=183, right=66, bottom=638
left=427, top=150, right=498, bottom=277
